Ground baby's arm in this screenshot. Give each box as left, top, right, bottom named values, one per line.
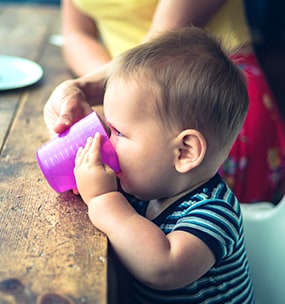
left=74, top=134, right=215, bottom=290
left=90, top=196, right=215, bottom=290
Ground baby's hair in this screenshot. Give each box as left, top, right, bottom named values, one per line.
left=108, top=27, right=249, bottom=155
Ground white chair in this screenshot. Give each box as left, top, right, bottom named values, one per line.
left=241, top=196, right=285, bottom=304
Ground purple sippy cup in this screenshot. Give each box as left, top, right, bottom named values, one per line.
left=36, top=111, right=120, bottom=193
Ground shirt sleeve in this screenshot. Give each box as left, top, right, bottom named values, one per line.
left=173, top=199, right=241, bottom=263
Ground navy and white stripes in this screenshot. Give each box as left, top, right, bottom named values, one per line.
left=128, top=174, right=254, bottom=303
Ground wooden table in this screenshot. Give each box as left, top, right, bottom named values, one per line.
left=0, top=5, right=107, bottom=304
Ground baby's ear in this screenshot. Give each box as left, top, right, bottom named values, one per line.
left=174, top=129, right=206, bottom=173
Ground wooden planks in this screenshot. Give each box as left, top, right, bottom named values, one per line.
left=0, top=5, right=107, bottom=304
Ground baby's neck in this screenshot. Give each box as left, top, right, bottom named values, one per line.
left=146, top=177, right=210, bottom=220
left=146, top=193, right=184, bottom=220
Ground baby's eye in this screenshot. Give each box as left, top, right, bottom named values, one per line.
left=111, top=126, right=124, bottom=137
left=115, top=129, right=123, bottom=137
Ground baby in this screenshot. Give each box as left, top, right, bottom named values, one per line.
left=74, top=27, right=254, bottom=303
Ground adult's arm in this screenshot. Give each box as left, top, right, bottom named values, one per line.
left=62, top=0, right=112, bottom=76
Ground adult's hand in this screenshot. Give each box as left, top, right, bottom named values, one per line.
left=44, top=79, right=94, bottom=137
left=44, top=64, right=109, bottom=137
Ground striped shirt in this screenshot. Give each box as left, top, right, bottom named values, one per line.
left=127, top=174, right=254, bottom=303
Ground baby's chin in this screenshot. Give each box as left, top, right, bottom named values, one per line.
left=118, top=179, right=157, bottom=201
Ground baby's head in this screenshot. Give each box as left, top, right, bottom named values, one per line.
left=106, top=27, right=248, bottom=178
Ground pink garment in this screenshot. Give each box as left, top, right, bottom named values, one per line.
left=220, top=54, right=285, bottom=203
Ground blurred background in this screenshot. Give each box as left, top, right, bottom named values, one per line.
left=243, top=0, right=285, bottom=120
left=0, top=0, right=284, bottom=116
left=0, top=0, right=60, bottom=4
left=244, top=0, right=285, bottom=119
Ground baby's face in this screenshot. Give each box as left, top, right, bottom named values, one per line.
left=104, top=77, right=178, bottom=201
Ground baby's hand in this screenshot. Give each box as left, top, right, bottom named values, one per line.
left=74, top=133, right=118, bottom=204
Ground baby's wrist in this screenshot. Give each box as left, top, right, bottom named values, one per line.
left=87, top=191, right=123, bottom=226
left=87, top=191, right=120, bottom=208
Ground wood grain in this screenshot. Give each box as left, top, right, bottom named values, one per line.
left=0, top=5, right=107, bottom=304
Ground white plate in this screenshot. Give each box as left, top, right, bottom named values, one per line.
left=0, top=55, right=43, bottom=90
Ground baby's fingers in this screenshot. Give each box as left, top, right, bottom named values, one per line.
left=89, top=132, right=103, bottom=166
left=84, top=137, right=94, bottom=152
left=75, top=137, right=92, bottom=165
left=75, top=146, right=84, bottom=166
